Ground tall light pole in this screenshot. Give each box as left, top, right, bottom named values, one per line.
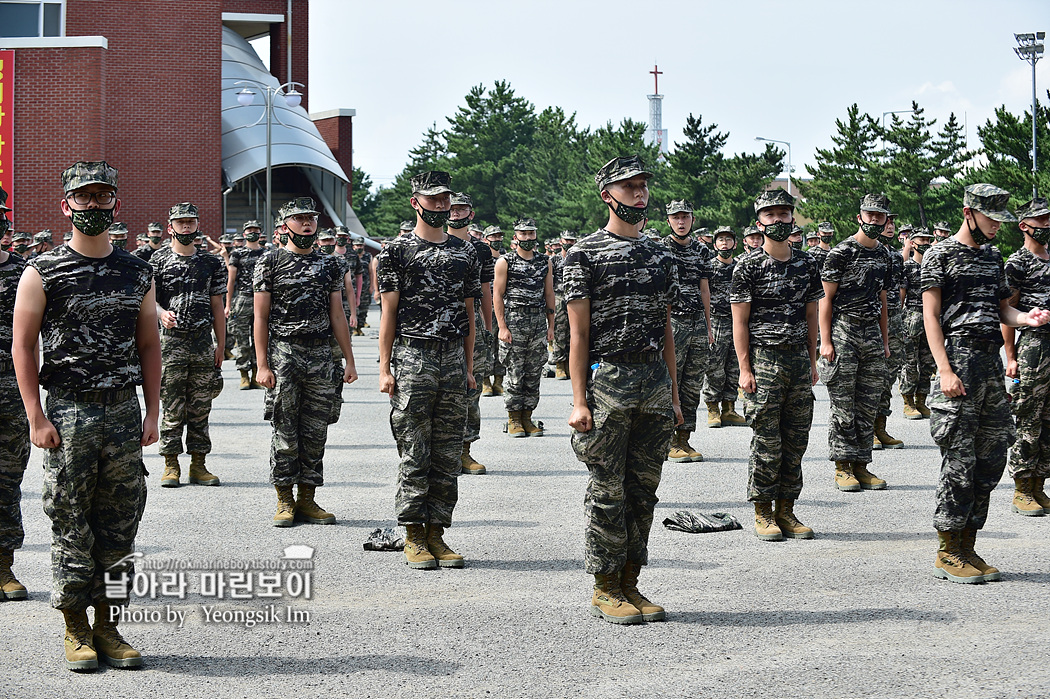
left=755, top=137, right=791, bottom=196
left=881, top=109, right=914, bottom=148
left=1015, top=32, right=1045, bottom=198
left=235, top=80, right=304, bottom=240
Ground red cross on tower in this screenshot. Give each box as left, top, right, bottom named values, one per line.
left=650, top=64, right=663, bottom=94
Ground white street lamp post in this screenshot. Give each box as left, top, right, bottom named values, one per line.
left=755, top=137, right=792, bottom=197
left=1015, top=32, right=1045, bottom=198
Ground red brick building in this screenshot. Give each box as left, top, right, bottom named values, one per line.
left=0, top=0, right=359, bottom=244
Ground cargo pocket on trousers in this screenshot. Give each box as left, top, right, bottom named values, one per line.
left=571, top=405, right=611, bottom=466
left=816, top=356, right=839, bottom=384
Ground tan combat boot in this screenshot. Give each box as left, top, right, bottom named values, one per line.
left=461, top=443, right=486, bottom=475
left=774, top=500, right=814, bottom=539
left=720, top=400, right=747, bottom=426
left=874, top=415, right=903, bottom=449
left=555, top=361, right=570, bottom=380
left=590, top=572, right=643, bottom=624
left=934, top=531, right=984, bottom=584
left=753, top=502, right=784, bottom=541
left=521, top=410, right=544, bottom=437
left=491, top=375, right=504, bottom=396
left=507, top=411, right=526, bottom=438
left=239, top=369, right=251, bottom=390
left=621, top=561, right=665, bottom=621
left=914, top=393, right=931, bottom=418
left=667, top=431, right=691, bottom=463
left=0, top=549, right=27, bottom=600
left=872, top=433, right=883, bottom=450
left=425, top=524, right=464, bottom=568
left=273, top=485, right=295, bottom=527
left=679, top=432, right=703, bottom=462
left=295, top=484, right=336, bottom=524
left=160, top=454, right=180, bottom=488
left=902, top=394, right=922, bottom=420
left=92, top=602, right=142, bottom=668
left=62, top=608, right=98, bottom=672
left=1012, top=477, right=1045, bottom=516
left=706, top=402, right=722, bottom=428
left=1031, top=477, right=1050, bottom=511
left=250, top=367, right=264, bottom=389
left=853, top=462, right=887, bottom=490
left=834, top=461, right=862, bottom=492
left=188, top=453, right=220, bottom=486
left=481, top=377, right=494, bottom=397
left=959, top=528, right=1001, bottom=582
left=404, top=524, right=437, bottom=570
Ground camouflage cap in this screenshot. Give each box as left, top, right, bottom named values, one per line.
left=0, top=185, right=10, bottom=212
left=908, top=226, right=933, bottom=240
left=897, top=221, right=914, bottom=233
left=242, top=219, right=262, bottom=231
left=805, top=229, right=820, bottom=240
left=219, top=234, right=234, bottom=244
left=1016, top=196, right=1050, bottom=221
left=468, top=223, right=485, bottom=234
left=744, top=225, right=762, bottom=237
left=274, top=216, right=284, bottom=229
left=963, top=183, right=1016, bottom=223
left=232, top=231, right=245, bottom=241
left=817, top=221, right=834, bottom=233
left=753, top=188, right=795, bottom=213
left=108, top=222, right=128, bottom=234
left=450, top=192, right=473, bottom=207
left=932, top=221, right=951, bottom=232
left=399, top=220, right=415, bottom=232
left=278, top=197, right=320, bottom=220
left=514, top=217, right=538, bottom=231
left=333, top=225, right=350, bottom=236
left=147, top=222, right=164, bottom=233
left=559, top=230, right=578, bottom=241
left=317, top=228, right=336, bottom=241
left=859, top=193, right=891, bottom=214
left=595, top=155, right=653, bottom=190
left=790, top=225, right=803, bottom=235
left=483, top=225, right=503, bottom=237
left=61, top=160, right=118, bottom=193
left=695, top=227, right=711, bottom=238
left=714, top=226, right=736, bottom=240
left=34, top=229, right=53, bottom=243
left=410, top=171, right=453, bottom=196
left=12, top=230, right=31, bottom=241
left=169, top=202, right=199, bottom=221
left=666, top=199, right=693, bottom=215
left=350, top=234, right=364, bottom=244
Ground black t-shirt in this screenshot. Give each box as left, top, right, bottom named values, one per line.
left=0, top=252, right=27, bottom=361
left=731, top=248, right=824, bottom=346
left=821, top=237, right=891, bottom=319
left=709, top=257, right=736, bottom=319
left=470, top=238, right=495, bottom=286
left=132, top=245, right=158, bottom=263
left=229, top=246, right=266, bottom=298
left=376, top=233, right=481, bottom=342
left=30, top=246, right=152, bottom=391
left=151, top=247, right=227, bottom=333
left=921, top=238, right=1011, bottom=341
left=254, top=248, right=343, bottom=340
left=663, top=237, right=711, bottom=315
left=562, top=229, right=678, bottom=362
left=903, top=259, right=924, bottom=312
left=502, top=251, right=548, bottom=309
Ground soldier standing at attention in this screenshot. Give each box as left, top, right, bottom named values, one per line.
left=377, top=171, right=480, bottom=570
left=565, top=156, right=681, bottom=625
left=931, top=221, right=952, bottom=245
left=810, top=222, right=834, bottom=273
left=704, top=226, right=742, bottom=428
left=13, top=161, right=160, bottom=671
left=741, top=225, right=764, bottom=256
left=819, top=194, right=892, bottom=493
left=663, top=200, right=714, bottom=462
left=873, top=214, right=906, bottom=450
left=226, top=219, right=267, bottom=390
left=132, top=222, right=164, bottom=263
left=254, top=198, right=357, bottom=527
left=899, top=227, right=935, bottom=420
left=923, top=184, right=1048, bottom=583
left=353, top=234, right=373, bottom=331
left=550, top=231, right=577, bottom=381
left=0, top=188, right=30, bottom=601
left=1002, top=195, right=1050, bottom=517
left=446, top=193, right=495, bottom=475
left=107, top=222, right=129, bottom=251
left=482, top=225, right=506, bottom=397
left=152, top=203, right=227, bottom=488
left=732, top=190, right=823, bottom=542
left=333, top=226, right=361, bottom=336
left=495, top=217, right=553, bottom=438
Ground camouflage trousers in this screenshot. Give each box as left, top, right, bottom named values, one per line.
left=357, top=293, right=371, bottom=328
left=929, top=339, right=1014, bottom=531
left=1007, top=331, right=1050, bottom=479
left=899, top=309, right=935, bottom=396
left=550, top=292, right=569, bottom=365
left=498, top=307, right=548, bottom=412
left=743, top=345, right=814, bottom=502
left=671, top=313, right=709, bottom=432
left=390, top=340, right=468, bottom=527
left=228, top=293, right=256, bottom=371
left=0, top=372, right=30, bottom=551
left=490, top=311, right=505, bottom=378
left=819, top=315, right=886, bottom=463
left=573, top=360, right=674, bottom=575
left=877, top=312, right=905, bottom=417
left=704, top=315, right=740, bottom=404
left=465, top=307, right=492, bottom=444
left=159, top=330, right=222, bottom=455
left=270, top=339, right=337, bottom=487
left=42, top=393, right=146, bottom=609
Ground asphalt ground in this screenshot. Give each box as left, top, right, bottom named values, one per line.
left=4, top=313, right=1049, bottom=698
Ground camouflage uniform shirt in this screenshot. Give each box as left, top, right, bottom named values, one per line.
left=902, top=259, right=924, bottom=312
left=229, top=246, right=266, bottom=298
left=376, top=234, right=481, bottom=341
left=821, top=238, right=892, bottom=319
left=131, top=245, right=158, bottom=263
left=151, top=247, right=227, bottom=332
left=562, top=229, right=678, bottom=362
left=885, top=247, right=905, bottom=316
left=254, top=248, right=343, bottom=340
left=809, top=247, right=829, bottom=274
left=921, top=238, right=1011, bottom=341
left=709, top=258, right=736, bottom=319
left=551, top=254, right=565, bottom=293
left=662, top=238, right=711, bottom=315
left=0, top=252, right=26, bottom=361
left=503, top=252, right=548, bottom=309
left=731, top=248, right=824, bottom=346
left=29, top=246, right=152, bottom=391
left=1004, top=247, right=1050, bottom=335
left=470, top=239, right=496, bottom=286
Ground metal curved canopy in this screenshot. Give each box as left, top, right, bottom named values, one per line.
left=221, top=27, right=348, bottom=187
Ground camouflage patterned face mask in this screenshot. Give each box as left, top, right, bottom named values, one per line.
left=14, top=243, right=29, bottom=253
left=174, top=233, right=196, bottom=246
left=1026, top=225, right=1050, bottom=246
left=415, top=204, right=449, bottom=229
left=517, top=239, right=536, bottom=251
left=148, top=236, right=162, bottom=244
left=860, top=222, right=885, bottom=239
left=790, top=239, right=803, bottom=250
left=716, top=248, right=733, bottom=259
left=291, top=233, right=316, bottom=250
left=319, top=244, right=336, bottom=254
left=69, top=208, right=114, bottom=237
left=914, top=243, right=932, bottom=257
left=447, top=216, right=471, bottom=230
left=245, top=232, right=261, bottom=243
left=489, top=240, right=503, bottom=252
left=761, top=221, right=793, bottom=242
left=607, top=195, right=647, bottom=225
left=820, top=235, right=834, bottom=244
left=279, top=233, right=289, bottom=245
left=111, top=239, right=127, bottom=249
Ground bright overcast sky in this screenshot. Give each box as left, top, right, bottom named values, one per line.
left=305, top=0, right=1048, bottom=190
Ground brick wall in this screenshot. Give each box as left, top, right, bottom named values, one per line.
left=223, top=0, right=309, bottom=110
left=313, top=114, right=353, bottom=203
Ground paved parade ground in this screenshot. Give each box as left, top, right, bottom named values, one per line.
left=4, top=320, right=1050, bottom=699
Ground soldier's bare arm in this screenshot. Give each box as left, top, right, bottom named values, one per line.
left=923, top=287, right=965, bottom=398
left=806, top=300, right=819, bottom=386
left=480, top=282, right=493, bottom=332
left=701, top=278, right=714, bottom=344
left=464, top=297, right=476, bottom=390
left=12, top=266, right=60, bottom=448
left=378, top=290, right=399, bottom=395
left=999, top=298, right=1050, bottom=329
left=254, top=291, right=275, bottom=389
left=329, top=291, right=357, bottom=383
left=819, top=281, right=837, bottom=362
left=566, top=298, right=591, bottom=432
left=136, top=283, right=162, bottom=446
left=544, top=262, right=555, bottom=343
left=879, top=289, right=890, bottom=358
left=225, top=264, right=237, bottom=318
left=662, top=304, right=683, bottom=426
left=210, top=294, right=226, bottom=367
left=493, top=257, right=510, bottom=344
left=343, top=268, right=358, bottom=326
left=732, top=301, right=755, bottom=394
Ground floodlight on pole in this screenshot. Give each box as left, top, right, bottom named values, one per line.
left=1015, top=31, right=1045, bottom=198
left=755, top=137, right=792, bottom=197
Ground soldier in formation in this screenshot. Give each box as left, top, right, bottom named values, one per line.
left=549, top=230, right=576, bottom=381
left=226, top=219, right=266, bottom=389
left=873, top=215, right=906, bottom=450
left=899, top=226, right=935, bottom=420
left=132, top=222, right=164, bottom=262
left=482, top=225, right=506, bottom=397
left=705, top=226, right=743, bottom=428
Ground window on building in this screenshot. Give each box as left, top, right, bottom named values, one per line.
left=0, top=1, right=64, bottom=38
